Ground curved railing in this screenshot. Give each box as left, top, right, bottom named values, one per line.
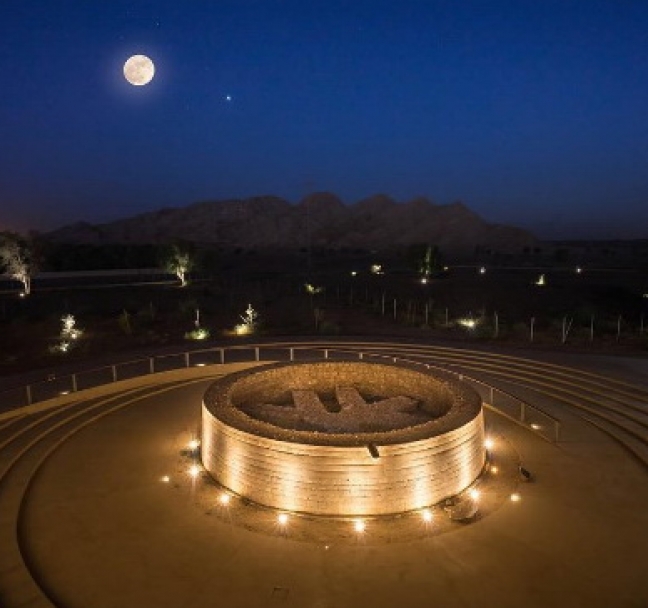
left=0, top=342, right=561, bottom=442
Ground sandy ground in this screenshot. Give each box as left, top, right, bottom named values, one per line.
left=12, top=362, right=648, bottom=608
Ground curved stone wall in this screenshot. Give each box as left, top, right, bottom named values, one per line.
left=202, top=361, right=485, bottom=516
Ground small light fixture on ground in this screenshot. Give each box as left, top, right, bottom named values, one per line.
left=510, top=493, right=521, bottom=502
left=490, top=465, right=499, bottom=474
left=277, top=513, right=289, bottom=526
left=219, top=492, right=231, bottom=506
left=160, top=475, right=170, bottom=483
left=530, top=423, right=541, bottom=430
left=353, top=519, right=366, bottom=533
left=421, top=509, right=433, bottom=523
left=185, top=327, right=210, bottom=340
left=304, top=283, right=323, bottom=295
left=479, top=266, right=486, bottom=274
left=484, top=438, right=494, bottom=450
left=458, top=317, right=478, bottom=330
left=188, top=439, right=200, bottom=450
left=469, top=488, right=480, bottom=501
left=188, top=464, right=201, bottom=478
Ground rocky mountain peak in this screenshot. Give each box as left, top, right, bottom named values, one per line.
left=45, top=193, right=537, bottom=254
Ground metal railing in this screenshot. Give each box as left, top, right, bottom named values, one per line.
left=0, top=344, right=561, bottom=442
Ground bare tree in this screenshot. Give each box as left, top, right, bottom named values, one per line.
left=418, top=245, right=440, bottom=283
left=165, top=245, right=194, bottom=287
left=0, top=234, right=35, bottom=295
left=419, top=245, right=433, bottom=280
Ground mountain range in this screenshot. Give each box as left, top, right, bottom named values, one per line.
left=47, top=193, right=536, bottom=254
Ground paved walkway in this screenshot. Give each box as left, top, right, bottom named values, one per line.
left=1, top=347, right=647, bottom=608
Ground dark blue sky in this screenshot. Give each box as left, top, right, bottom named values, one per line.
left=2, top=0, right=648, bottom=238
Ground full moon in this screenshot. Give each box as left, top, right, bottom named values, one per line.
left=123, top=55, right=155, bottom=86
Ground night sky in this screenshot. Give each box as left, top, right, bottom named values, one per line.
left=2, top=1, right=648, bottom=239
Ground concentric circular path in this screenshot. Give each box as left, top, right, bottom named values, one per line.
left=1, top=341, right=647, bottom=608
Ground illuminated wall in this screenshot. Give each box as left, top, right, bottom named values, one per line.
left=202, top=361, right=485, bottom=516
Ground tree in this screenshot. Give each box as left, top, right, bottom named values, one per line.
left=0, top=233, right=35, bottom=295
left=418, top=245, right=440, bottom=281
left=165, top=245, right=194, bottom=287
left=406, top=243, right=441, bottom=280
left=419, top=245, right=432, bottom=279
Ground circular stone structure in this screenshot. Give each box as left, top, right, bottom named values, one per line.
left=201, top=361, right=485, bottom=516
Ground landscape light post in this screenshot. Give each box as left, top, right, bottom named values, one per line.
left=616, top=315, right=622, bottom=342
left=561, top=316, right=573, bottom=344
left=590, top=315, right=595, bottom=342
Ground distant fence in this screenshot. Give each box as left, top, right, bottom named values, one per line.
left=0, top=344, right=561, bottom=443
